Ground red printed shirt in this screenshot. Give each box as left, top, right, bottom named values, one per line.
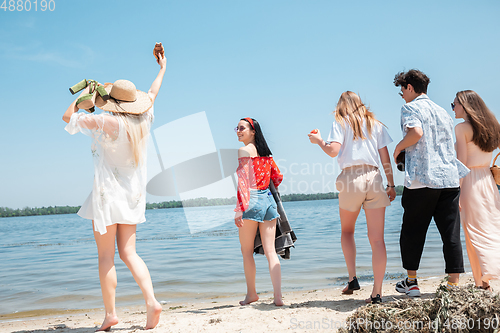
left=235, top=156, right=283, bottom=212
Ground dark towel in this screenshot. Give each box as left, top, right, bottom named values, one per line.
left=253, top=182, right=297, bottom=259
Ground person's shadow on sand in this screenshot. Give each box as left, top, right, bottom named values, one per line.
left=11, top=324, right=94, bottom=333
left=171, top=291, right=437, bottom=316
left=11, top=324, right=144, bottom=333
left=275, top=291, right=436, bottom=313
left=186, top=304, right=237, bottom=314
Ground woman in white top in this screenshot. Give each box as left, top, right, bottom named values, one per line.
left=309, top=91, right=396, bottom=304
left=62, top=47, right=166, bottom=331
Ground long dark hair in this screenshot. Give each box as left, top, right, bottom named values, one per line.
left=241, top=118, right=272, bottom=157
left=456, top=90, right=500, bottom=152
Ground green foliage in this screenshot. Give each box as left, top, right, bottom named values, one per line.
left=0, top=205, right=81, bottom=218
left=395, top=185, right=404, bottom=196
left=280, top=192, right=339, bottom=202
left=145, top=197, right=237, bottom=210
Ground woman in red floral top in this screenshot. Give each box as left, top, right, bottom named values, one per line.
left=234, top=117, right=284, bottom=306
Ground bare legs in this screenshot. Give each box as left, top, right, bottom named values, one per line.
left=238, top=219, right=283, bottom=306
left=339, top=208, right=360, bottom=287
left=93, top=222, right=161, bottom=331
left=260, top=219, right=283, bottom=305
left=93, top=223, right=119, bottom=331
left=365, top=207, right=387, bottom=298
left=339, top=207, right=387, bottom=299
left=238, top=219, right=259, bottom=305
left=116, top=224, right=162, bottom=329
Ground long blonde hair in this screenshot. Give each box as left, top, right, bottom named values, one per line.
left=117, top=113, right=150, bottom=166
left=456, top=90, right=500, bottom=152
left=334, top=91, right=382, bottom=140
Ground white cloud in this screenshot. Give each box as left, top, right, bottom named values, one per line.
left=0, top=41, right=96, bottom=68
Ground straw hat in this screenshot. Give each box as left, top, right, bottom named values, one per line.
left=95, top=80, right=152, bottom=114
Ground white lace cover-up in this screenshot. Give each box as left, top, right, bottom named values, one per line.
left=65, top=108, right=153, bottom=235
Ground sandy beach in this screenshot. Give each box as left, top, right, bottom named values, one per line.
left=3, top=274, right=497, bottom=333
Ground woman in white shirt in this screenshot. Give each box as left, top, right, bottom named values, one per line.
left=309, top=91, right=396, bottom=304
left=62, top=47, right=166, bottom=331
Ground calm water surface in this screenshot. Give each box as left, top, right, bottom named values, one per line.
left=0, top=198, right=470, bottom=317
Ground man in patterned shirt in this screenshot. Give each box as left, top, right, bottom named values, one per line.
left=392, top=69, right=468, bottom=296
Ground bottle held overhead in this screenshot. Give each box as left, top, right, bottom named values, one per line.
left=154, top=42, right=165, bottom=64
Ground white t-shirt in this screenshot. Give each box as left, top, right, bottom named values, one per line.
left=327, top=118, right=392, bottom=170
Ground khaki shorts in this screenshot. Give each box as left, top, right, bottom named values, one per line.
left=335, top=165, right=390, bottom=212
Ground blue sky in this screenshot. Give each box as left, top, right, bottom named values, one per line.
left=1, top=0, right=499, bottom=209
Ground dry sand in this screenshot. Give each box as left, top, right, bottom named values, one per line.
left=2, top=275, right=498, bottom=333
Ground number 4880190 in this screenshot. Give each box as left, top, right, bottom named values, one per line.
left=1, top=0, right=55, bottom=11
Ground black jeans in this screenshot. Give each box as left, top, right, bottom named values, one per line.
left=400, top=187, right=464, bottom=274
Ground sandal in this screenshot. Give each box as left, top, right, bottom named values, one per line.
left=342, top=276, right=360, bottom=295
left=95, top=84, right=110, bottom=101
left=71, top=80, right=110, bottom=112
left=76, top=80, right=97, bottom=111
left=69, top=79, right=88, bottom=95
left=365, top=294, right=382, bottom=304
left=477, top=285, right=493, bottom=292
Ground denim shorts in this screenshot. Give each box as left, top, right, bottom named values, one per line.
left=242, top=188, right=280, bottom=223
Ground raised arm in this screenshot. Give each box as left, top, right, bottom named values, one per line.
left=62, top=85, right=92, bottom=123
left=308, top=129, right=341, bottom=158
left=148, top=50, right=167, bottom=103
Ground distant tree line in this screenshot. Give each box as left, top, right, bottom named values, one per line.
left=146, top=197, right=237, bottom=210
left=395, top=185, right=404, bottom=196
left=0, top=205, right=81, bottom=218
left=281, top=192, right=339, bottom=201
left=1, top=186, right=405, bottom=218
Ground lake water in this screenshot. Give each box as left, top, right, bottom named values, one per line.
left=0, top=197, right=471, bottom=318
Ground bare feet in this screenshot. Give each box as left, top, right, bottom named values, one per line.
left=96, top=314, right=119, bottom=332
left=145, top=300, right=162, bottom=330
left=273, top=297, right=284, bottom=306
left=239, top=293, right=259, bottom=305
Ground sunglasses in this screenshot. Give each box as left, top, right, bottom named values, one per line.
left=451, top=102, right=455, bottom=110
left=234, top=126, right=247, bottom=132
left=398, top=92, right=403, bottom=97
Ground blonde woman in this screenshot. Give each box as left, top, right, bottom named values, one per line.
left=453, top=90, right=500, bottom=291
left=309, top=91, right=395, bottom=304
left=62, top=47, right=166, bottom=331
